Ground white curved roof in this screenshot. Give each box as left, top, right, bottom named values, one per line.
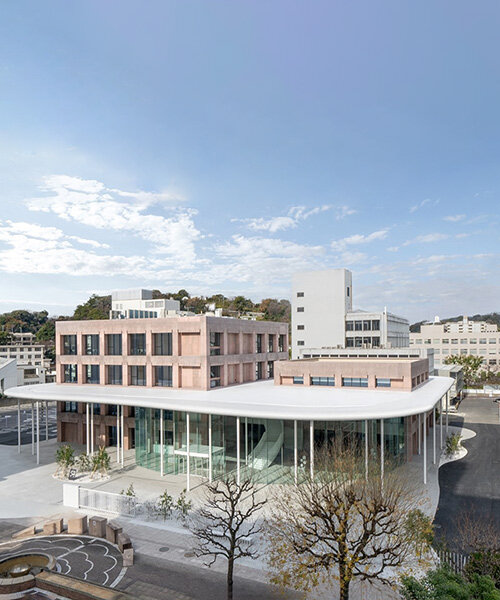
left=5, top=377, right=453, bottom=421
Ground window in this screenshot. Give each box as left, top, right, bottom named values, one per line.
left=297, top=340, right=305, bottom=346
left=268, top=334, right=275, bottom=352
left=424, top=339, right=431, bottom=344
left=84, top=364, right=100, bottom=384
left=106, top=365, right=122, bottom=385
left=342, top=377, right=368, bottom=388
left=297, top=291, right=304, bottom=297
left=210, top=365, right=221, bottom=388
left=310, top=376, right=335, bottom=386
left=442, top=339, right=449, bottom=344
left=376, top=378, right=391, bottom=388
left=297, top=307, right=304, bottom=313
left=105, top=334, right=122, bottom=355
left=451, top=339, right=458, bottom=344
left=489, top=338, right=497, bottom=344
left=470, top=338, right=477, bottom=344
left=256, top=334, right=263, bottom=353
left=129, top=365, right=146, bottom=386
left=363, top=320, right=371, bottom=331
left=210, top=332, right=222, bottom=356
left=267, top=361, right=274, bottom=378
left=63, top=364, right=78, bottom=383
left=129, top=333, right=146, bottom=355
left=293, top=376, right=303, bottom=385
left=297, top=325, right=305, bottom=331
left=346, top=338, right=354, bottom=347
left=153, top=332, right=172, bottom=356
left=93, top=404, right=101, bottom=415
left=278, top=334, right=286, bottom=352
left=460, top=339, right=467, bottom=345
left=460, top=349, right=467, bottom=355
left=346, top=321, right=354, bottom=331
left=347, top=287, right=350, bottom=297
left=83, top=334, right=99, bottom=355
left=108, top=405, right=118, bottom=416
left=479, top=338, right=487, bottom=344
left=372, top=337, right=380, bottom=347
left=154, top=365, right=172, bottom=387
left=256, top=361, right=263, bottom=380
left=64, top=402, right=78, bottom=413
left=371, top=320, right=380, bottom=330
left=62, top=335, right=77, bottom=355
left=354, top=321, right=363, bottom=331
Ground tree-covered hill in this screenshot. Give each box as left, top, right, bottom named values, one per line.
left=410, top=313, right=500, bottom=333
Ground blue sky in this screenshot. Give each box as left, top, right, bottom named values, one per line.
left=0, top=0, right=499, bottom=321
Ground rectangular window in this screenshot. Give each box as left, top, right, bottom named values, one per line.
left=108, top=405, right=118, bottom=416
left=310, top=376, right=335, bottom=386
left=460, top=339, right=467, bottom=345
left=255, top=361, right=263, bottom=380
left=63, top=364, right=78, bottom=383
left=268, top=334, right=275, bottom=352
left=153, top=332, right=172, bottom=356
left=297, top=307, right=304, bottom=312
left=62, top=335, right=77, bottom=355
left=210, top=365, right=221, bottom=388
left=479, top=338, right=487, bottom=344
left=297, top=340, right=305, bottom=346
left=129, top=333, right=146, bottom=356
left=83, top=334, right=99, bottom=355
left=451, top=339, right=458, bottom=344
left=129, top=365, right=146, bottom=386
left=376, top=378, right=391, bottom=388
left=371, top=320, right=380, bottom=330
left=460, top=349, right=467, bottom=355
left=267, top=361, right=274, bottom=378
left=297, top=325, right=305, bottom=330
left=293, top=376, right=303, bottom=385
left=354, top=321, right=363, bottom=331
left=363, top=320, right=371, bottom=331
left=442, top=339, right=449, bottom=344
left=106, top=365, right=122, bottom=385
left=345, top=321, right=354, bottom=331
left=346, top=338, right=354, bottom=347
left=64, top=401, right=78, bottom=413
left=256, top=334, right=263, bottom=353
left=93, top=404, right=101, bottom=415
left=342, top=377, right=368, bottom=388
left=296, top=291, right=304, bottom=297
left=154, top=365, right=173, bottom=387
left=371, top=337, right=380, bottom=347
left=105, top=334, right=122, bottom=355
left=84, top=364, right=100, bottom=384
left=278, top=334, right=286, bottom=352
left=470, top=338, right=477, bottom=344
left=489, top=339, right=497, bottom=344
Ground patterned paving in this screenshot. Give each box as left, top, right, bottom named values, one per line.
left=0, top=535, right=124, bottom=587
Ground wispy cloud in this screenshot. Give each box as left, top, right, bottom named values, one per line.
left=331, top=229, right=389, bottom=251
left=402, top=233, right=449, bottom=246
left=410, top=198, right=439, bottom=213
left=443, top=214, right=466, bottom=222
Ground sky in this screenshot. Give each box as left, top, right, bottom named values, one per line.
left=0, top=0, right=499, bottom=322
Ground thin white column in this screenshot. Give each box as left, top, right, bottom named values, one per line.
left=433, top=405, right=436, bottom=465
left=36, top=401, right=40, bottom=465
left=309, top=420, right=314, bottom=479
left=445, top=390, right=449, bottom=433
left=208, top=414, right=212, bottom=483
left=236, top=417, right=241, bottom=485
left=365, top=419, right=369, bottom=480
left=31, top=402, right=34, bottom=455
left=90, top=403, right=94, bottom=455
left=45, top=401, right=49, bottom=441
left=423, top=412, right=427, bottom=485
left=244, top=417, right=248, bottom=466
left=440, top=395, right=443, bottom=449
left=17, top=399, right=21, bottom=454
left=418, top=414, right=421, bottom=455
left=120, top=406, right=124, bottom=467
left=116, top=406, right=120, bottom=463
left=380, top=419, right=384, bottom=485
left=86, top=403, right=90, bottom=455
left=293, top=420, right=298, bottom=484
left=186, top=413, right=191, bottom=492
left=160, top=409, right=164, bottom=477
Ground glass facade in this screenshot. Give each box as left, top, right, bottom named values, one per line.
left=84, top=364, right=100, bottom=384
left=84, top=334, right=99, bottom=355
left=62, top=335, right=77, bottom=355
left=129, top=333, right=146, bottom=356
left=106, top=365, right=122, bottom=385
left=129, top=365, right=146, bottom=386
left=153, top=333, right=172, bottom=356
left=154, top=365, right=172, bottom=387
left=63, top=364, right=78, bottom=383
left=105, top=334, right=122, bottom=356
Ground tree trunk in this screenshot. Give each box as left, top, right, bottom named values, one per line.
left=227, top=556, right=234, bottom=600
left=338, top=563, right=350, bottom=600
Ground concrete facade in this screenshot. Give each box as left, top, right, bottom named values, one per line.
left=0, top=333, right=48, bottom=386
left=110, top=289, right=185, bottom=319
left=0, top=358, right=17, bottom=393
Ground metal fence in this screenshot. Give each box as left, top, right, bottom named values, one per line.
left=438, top=549, right=469, bottom=574
left=78, top=487, right=137, bottom=517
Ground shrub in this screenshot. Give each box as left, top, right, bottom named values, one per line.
left=91, top=446, right=111, bottom=478
left=176, top=489, right=192, bottom=520
left=120, top=483, right=136, bottom=497
left=76, top=453, right=91, bottom=473
left=55, top=445, right=75, bottom=478
left=156, top=490, right=174, bottom=520
left=445, top=433, right=461, bottom=457
left=464, top=550, right=500, bottom=589
left=404, top=509, right=434, bottom=558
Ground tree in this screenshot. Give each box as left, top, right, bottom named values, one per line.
left=443, top=354, right=484, bottom=388
left=266, top=443, right=428, bottom=600
left=0, top=331, right=12, bottom=344
left=190, top=475, right=267, bottom=600
left=91, top=446, right=111, bottom=478
left=55, top=444, right=75, bottom=478
left=72, top=295, right=111, bottom=320
left=36, top=320, right=56, bottom=342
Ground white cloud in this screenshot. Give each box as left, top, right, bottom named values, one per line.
left=331, top=229, right=389, bottom=251
left=402, top=233, right=449, bottom=246
left=26, top=175, right=200, bottom=266
left=443, top=214, right=466, bottom=222
left=410, top=198, right=439, bottom=213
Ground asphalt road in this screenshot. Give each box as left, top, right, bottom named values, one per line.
left=434, top=396, right=500, bottom=549
left=0, top=407, right=57, bottom=446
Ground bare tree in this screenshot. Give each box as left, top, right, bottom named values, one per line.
left=190, top=475, right=267, bottom=600
left=454, top=506, right=500, bottom=553
left=266, top=443, right=429, bottom=600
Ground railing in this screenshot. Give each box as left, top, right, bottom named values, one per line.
left=437, top=549, right=469, bottom=574
left=78, top=488, right=137, bottom=517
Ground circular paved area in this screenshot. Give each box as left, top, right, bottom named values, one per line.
left=0, top=535, right=124, bottom=587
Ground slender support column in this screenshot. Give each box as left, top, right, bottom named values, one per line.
left=309, top=420, right=314, bottom=479
left=45, top=401, right=49, bottom=441
left=440, top=395, right=443, bottom=449
left=86, top=404, right=90, bottom=455
left=31, top=402, right=34, bottom=455
left=433, top=405, right=436, bottom=465
left=294, top=420, right=298, bottom=484
left=116, top=406, right=120, bottom=463
left=445, top=390, right=449, bottom=433
left=90, top=404, right=94, bottom=455
left=418, top=414, right=421, bottom=455
left=186, top=413, right=191, bottom=492
left=245, top=417, right=248, bottom=466
left=380, top=419, right=384, bottom=486
left=208, top=414, right=212, bottom=483
left=121, top=407, right=124, bottom=467
left=160, top=409, right=164, bottom=477
left=17, top=399, right=21, bottom=454
left=36, top=401, right=40, bottom=465
left=423, top=412, right=427, bottom=485
left=364, top=419, right=369, bottom=480
left=236, top=417, right=241, bottom=485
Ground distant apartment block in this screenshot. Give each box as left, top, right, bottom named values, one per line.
left=0, top=358, right=17, bottom=393
left=110, top=289, right=186, bottom=319
left=291, top=269, right=409, bottom=359
left=410, top=316, right=500, bottom=370
left=0, top=332, right=48, bottom=385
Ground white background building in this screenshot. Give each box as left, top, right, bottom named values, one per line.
left=0, top=358, right=17, bottom=393
left=0, top=333, right=48, bottom=385
left=110, top=289, right=183, bottom=319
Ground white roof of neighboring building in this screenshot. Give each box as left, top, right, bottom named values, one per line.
left=5, top=377, right=453, bottom=421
